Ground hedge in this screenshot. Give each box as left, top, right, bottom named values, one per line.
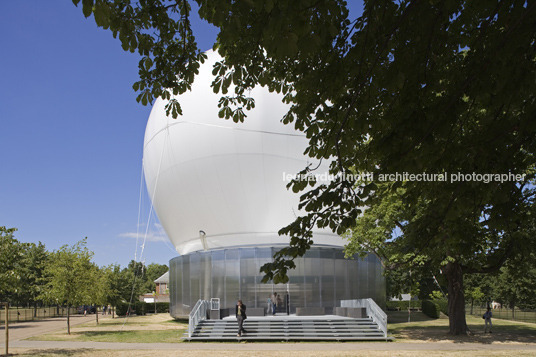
left=134, top=301, right=146, bottom=315
left=149, top=302, right=170, bottom=313
left=435, top=298, right=448, bottom=316
left=115, top=301, right=170, bottom=316
left=386, top=300, right=422, bottom=311
left=422, top=300, right=440, bottom=318
left=116, top=302, right=130, bottom=316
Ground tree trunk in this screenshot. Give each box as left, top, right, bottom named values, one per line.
left=95, top=306, right=99, bottom=325
left=444, top=261, right=468, bottom=335
left=67, top=305, right=71, bottom=335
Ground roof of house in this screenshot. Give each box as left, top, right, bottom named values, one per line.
left=154, top=271, right=169, bottom=284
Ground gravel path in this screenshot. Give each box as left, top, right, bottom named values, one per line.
left=4, top=340, right=536, bottom=352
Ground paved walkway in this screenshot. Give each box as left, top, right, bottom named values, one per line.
left=0, top=314, right=103, bottom=341
left=4, top=340, right=536, bottom=352
left=2, top=315, right=536, bottom=353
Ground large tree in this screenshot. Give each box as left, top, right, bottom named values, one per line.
left=42, top=239, right=94, bottom=334
left=143, top=263, right=169, bottom=294
left=18, top=242, right=49, bottom=314
left=494, top=256, right=536, bottom=313
left=75, top=0, right=536, bottom=334
left=0, top=227, right=24, bottom=302
left=102, top=264, right=125, bottom=318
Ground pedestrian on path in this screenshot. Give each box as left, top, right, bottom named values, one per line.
left=483, top=307, right=492, bottom=333
left=235, top=299, right=247, bottom=337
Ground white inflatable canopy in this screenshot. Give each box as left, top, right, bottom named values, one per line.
left=143, top=50, right=344, bottom=255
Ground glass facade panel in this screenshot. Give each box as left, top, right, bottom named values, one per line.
left=255, top=248, right=275, bottom=314
left=189, top=253, right=201, bottom=304
left=240, top=248, right=257, bottom=307
left=169, top=246, right=385, bottom=318
left=181, top=255, right=190, bottom=312
left=211, top=250, right=225, bottom=305
left=224, top=249, right=240, bottom=308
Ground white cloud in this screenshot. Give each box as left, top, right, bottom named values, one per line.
left=119, top=231, right=169, bottom=243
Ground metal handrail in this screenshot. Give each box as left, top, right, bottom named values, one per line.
left=341, top=298, right=388, bottom=339
left=188, top=299, right=209, bottom=338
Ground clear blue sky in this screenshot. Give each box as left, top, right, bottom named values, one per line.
left=0, top=1, right=362, bottom=268
left=0, top=1, right=217, bottom=267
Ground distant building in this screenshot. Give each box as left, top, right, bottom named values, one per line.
left=140, top=271, right=170, bottom=303
left=389, top=294, right=419, bottom=301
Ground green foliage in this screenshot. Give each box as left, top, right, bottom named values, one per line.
left=386, top=300, right=421, bottom=311
left=464, top=273, right=493, bottom=307
left=115, top=301, right=129, bottom=316
left=115, top=301, right=148, bottom=316
left=428, top=291, right=449, bottom=316
left=494, top=258, right=536, bottom=310
left=100, top=264, right=127, bottom=309
left=116, top=301, right=168, bottom=315
left=134, top=301, right=146, bottom=315
left=436, top=298, right=449, bottom=317
left=41, top=238, right=94, bottom=307
left=153, top=302, right=170, bottom=313
left=142, top=263, right=169, bottom=294
left=17, top=242, right=49, bottom=307
left=0, top=227, right=24, bottom=302
left=422, top=300, right=440, bottom=319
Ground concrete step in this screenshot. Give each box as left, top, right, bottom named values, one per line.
left=185, top=317, right=389, bottom=341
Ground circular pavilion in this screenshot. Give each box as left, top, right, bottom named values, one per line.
left=143, top=50, right=385, bottom=317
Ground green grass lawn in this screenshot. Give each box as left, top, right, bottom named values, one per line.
left=468, top=308, right=536, bottom=323
left=27, top=312, right=536, bottom=344
left=33, top=329, right=186, bottom=343
left=388, top=312, right=536, bottom=343
left=27, top=314, right=188, bottom=343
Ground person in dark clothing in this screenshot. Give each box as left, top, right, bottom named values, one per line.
left=483, top=307, right=493, bottom=333
left=235, top=299, right=247, bottom=337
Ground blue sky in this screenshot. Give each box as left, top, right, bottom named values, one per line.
left=1, top=1, right=362, bottom=268
left=0, top=1, right=218, bottom=267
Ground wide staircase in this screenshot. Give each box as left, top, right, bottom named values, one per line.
left=185, top=316, right=387, bottom=341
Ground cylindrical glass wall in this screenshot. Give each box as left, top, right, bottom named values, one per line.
left=169, top=246, right=385, bottom=318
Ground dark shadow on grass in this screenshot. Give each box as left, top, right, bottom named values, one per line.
left=387, top=312, right=436, bottom=324
left=77, top=331, right=132, bottom=337
left=171, top=318, right=189, bottom=324
left=390, top=322, right=536, bottom=344
left=0, top=324, right=35, bottom=331
left=16, top=348, right=92, bottom=356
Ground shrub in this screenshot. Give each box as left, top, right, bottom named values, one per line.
left=134, top=301, right=147, bottom=315
left=144, top=302, right=170, bottom=313
left=422, top=300, right=440, bottom=318
left=386, top=300, right=421, bottom=311
left=116, top=301, right=169, bottom=315
left=435, top=298, right=448, bottom=316
left=115, top=302, right=129, bottom=316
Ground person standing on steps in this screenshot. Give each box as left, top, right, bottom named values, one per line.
left=235, top=299, right=247, bottom=337
left=483, top=307, right=493, bottom=333
left=271, top=292, right=277, bottom=315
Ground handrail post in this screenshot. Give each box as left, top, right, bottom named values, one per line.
left=188, top=299, right=209, bottom=339
left=340, top=298, right=388, bottom=339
